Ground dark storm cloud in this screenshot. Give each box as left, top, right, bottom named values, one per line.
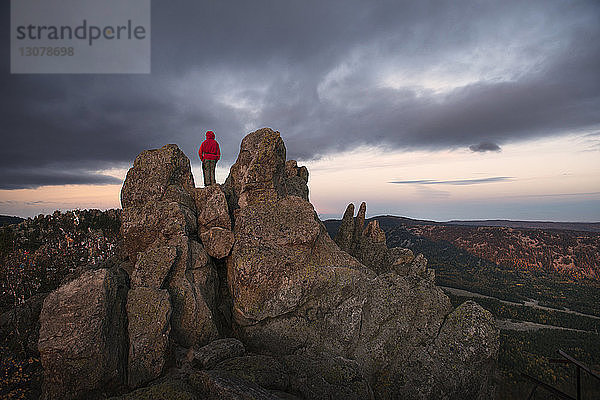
left=0, top=167, right=122, bottom=189
left=276, top=27, right=600, bottom=158
left=389, top=177, right=513, bottom=186
left=1, top=0, right=599, bottom=188
left=469, top=142, right=501, bottom=152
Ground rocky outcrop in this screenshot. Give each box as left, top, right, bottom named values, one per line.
left=284, top=160, right=309, bottom=201
left=190, top=337, right=246, bottom=369
left=195, top=185, right=234, bottom=258
left=200, top=227, right=234, bottom=259
left=191, top=369, right=281, bottom=399
left=223, top=129, right=286, bottom=210
left=37, top=128, right=498, bottom=400
left=195, top=184, right=232, bottom=233
left=38, top=268, right=128, bottom=399
left=281, top=354, right=373, bottom=399
left=164, top=238, right=219, bottom=347
left=335, top=202, right=430, bottom=276
left=120, top=144, right=219, bottom=349
left=429, top=300, right=499, bottom=399
left=130, top=245, right=176, bottom=288
left=110, top=347, right=374, bottom=400
left=120, top=144, right=196, bottom=211
left=223, top=128, right=498, bottom=399
left=224, top=129, right=368, bottom=321
left=126, top=288, right=172, bottom=388
left=108, top=378, right=198, bottom=400
left=120, top=144, right=197, bottom=264
left=120, top=199, right=197, bottom=271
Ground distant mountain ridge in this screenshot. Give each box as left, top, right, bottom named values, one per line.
left=446, top=219, right=600, bottom=232
left=324, top=214, right=600, bottom=283
left=350, top=215, right=600, bottom=232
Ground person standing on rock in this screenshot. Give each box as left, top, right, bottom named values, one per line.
left=199, top=130, right=221, bottom=186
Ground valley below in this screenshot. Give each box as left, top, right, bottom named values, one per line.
left=324, top=215, right=600, bottom=399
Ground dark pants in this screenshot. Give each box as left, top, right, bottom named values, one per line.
left=202, top=159, right=217, bottom=186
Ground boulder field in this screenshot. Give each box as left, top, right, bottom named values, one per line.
left=37, top=128, right=499, bottom=399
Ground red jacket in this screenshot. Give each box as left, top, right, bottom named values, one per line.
left=199, top=131, right=221, bottom=161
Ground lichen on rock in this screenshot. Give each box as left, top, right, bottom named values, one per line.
left=38, top=268, right=129, bottom=399
left=126, top=287, right=172, bottom=388
left=120, top=144, right=220, bottom=348
left=222, top=128, right=499, bottom=399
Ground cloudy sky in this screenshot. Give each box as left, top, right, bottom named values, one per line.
left=1, top=0, right=599, bottom=221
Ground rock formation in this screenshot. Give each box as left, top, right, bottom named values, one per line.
left=36, top=128, right=499, bottom=399
left=121, top=144, right=220, bottom=353
left=38, top=268, right=129, bottom=399
left=222, top=128, right=498, bottom=399
left=126, top=287, right=171, bottom=388
left=335, top=202, right=417, bottom=276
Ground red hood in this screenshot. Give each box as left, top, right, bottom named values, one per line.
left=206, top=131, right=215, bottom=139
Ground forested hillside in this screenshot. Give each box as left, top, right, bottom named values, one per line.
left=324, top=215, right=600, bottom=399
left=0, top=210, right=121, bottom=313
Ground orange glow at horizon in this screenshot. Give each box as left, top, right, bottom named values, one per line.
left=1, top=133, right=598, bottom=221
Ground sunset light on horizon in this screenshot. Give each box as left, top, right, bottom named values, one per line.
left=1, top=130, right=598, bottom=222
